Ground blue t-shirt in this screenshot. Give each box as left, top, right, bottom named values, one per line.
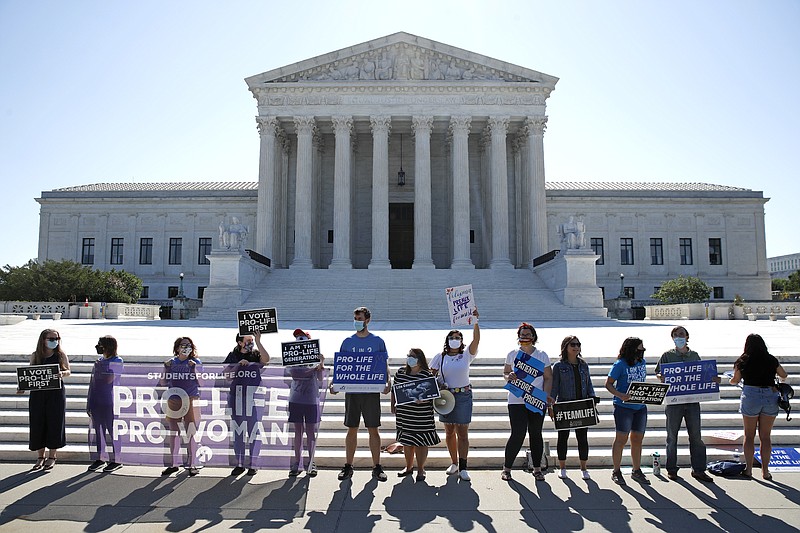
left=87, top=355, right=123, bottom=408
left=339, top=332, right=387, bottom=354
left=608, top=358, right=647, bottom=411
left=165, top=356, right=202, bottom=397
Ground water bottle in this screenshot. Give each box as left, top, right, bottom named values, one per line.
left=733, top=451, right=741, bottom=463
left=652, top=452, right=661, bottom=475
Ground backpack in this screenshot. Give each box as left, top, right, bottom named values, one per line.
left=707, top=461, right=747, bottom=477
left=776, top=381, right=794, bottom=421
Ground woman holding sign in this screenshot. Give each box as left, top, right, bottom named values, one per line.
left=286, top=329, right=324, bottom=478
left=391, top=348, right=440, bottom=482
left=550, top=335, right=596, bottom=480
left=161, top=337, right=203, bottom=477
left=605, top=337, right=649, bottom=486
left=501, top=322, right=552, bottom=482
left=430, top=309, right=480, bottom=481
left=23, top=329, right=71, bottom=470
left=730, top=333, right=788, bottom=480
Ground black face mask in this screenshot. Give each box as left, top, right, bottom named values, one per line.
left=95, top=344, right=104, bottom=355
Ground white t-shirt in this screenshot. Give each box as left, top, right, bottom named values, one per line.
left=430, top=347, right=477, bottom=389
left=505, top=347, right=550, bottom=405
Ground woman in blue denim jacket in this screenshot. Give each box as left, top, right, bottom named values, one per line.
left=549, top=335, right=596, bottom=480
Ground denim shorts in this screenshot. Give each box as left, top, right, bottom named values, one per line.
left=439, top=389, right=473, bottom=425
left=740, top=385, right=779, bottom=417
left=614, top=405, right=647, bottom=434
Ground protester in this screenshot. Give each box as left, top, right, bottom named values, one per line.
left=224, top=331, right=269, bottom=477
left=19, top=329, right=70, bottom=471
left=730, top=333, right=788, bottom=480
left=286, top=328, right=325, bottom=477
left=501, top=322, right=551, bottom=481
left=331, top=307, right=390, bottom=481
left=430, top=309, right=480, bottom=481
left=87, top=335, right=123, bottom=473
left=549, top=335, right=595, bottom=480
left=161, top=336, right=203, bottom=477
left=605, top=337, right=649, bottom=485
left=655, top=326, right=718, bottom=482
left=391, top=348, right=440, bottom=482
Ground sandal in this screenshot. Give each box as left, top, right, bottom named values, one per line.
left=763, top=472, right=773, bottom=481
left=533, top=470, right=545, bottom=481
left=43, top=457, right=57, bottom=470
left=32, top=457, right=45, bottom=471
left=501, top=470, right=512, bottom=481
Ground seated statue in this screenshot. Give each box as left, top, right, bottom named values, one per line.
left=558, top=215, right=586, bottom=251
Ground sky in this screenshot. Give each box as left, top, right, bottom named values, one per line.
left=1, top=0, right=798, bottom=269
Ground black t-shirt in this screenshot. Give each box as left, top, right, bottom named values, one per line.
left=736, top=353, right=779, bottom=387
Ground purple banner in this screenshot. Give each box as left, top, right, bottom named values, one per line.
left=87, top=361, right=328, bottom=469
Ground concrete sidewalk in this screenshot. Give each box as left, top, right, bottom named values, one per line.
left=0, top=462, right=798, bottom=532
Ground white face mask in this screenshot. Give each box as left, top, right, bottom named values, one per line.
left=244, top=342, right=255, bottom=352
left=46, top=340, right=59, bottom=350
left=448, top=339, right=462, bottom=350
left=179, top=347, right=192, bottom=357
left=296, top=336, right=309, bottom=341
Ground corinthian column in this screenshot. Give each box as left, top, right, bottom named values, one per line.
left=412, top=115, right=434, bottom=269
left=369, top=116, right=391, bottom=269
left=526, top=116, right=548, bottom=264
left=450, top=115, right=474, bottom=269
left=291, top=116, right=315, bottom=268
left=255, top=116, right=279, bottom=259
left=330, top=115, right=353, bottom=269
left=488, top=116, right=512, bottom=269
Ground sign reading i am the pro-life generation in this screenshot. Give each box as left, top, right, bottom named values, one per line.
left=237, top=308, right=278, bottom=335
left=503, top=351, right=548, bottom=414
left=445, top=284, right=476, bottom=327
left=660, top=360, right=720, bottom=405
left=625, top=382, right=670, bottom=405
left=552, top=398, right=599, bottom=430
left=281, top=339, right=321, bottom=367
left=331, top=352, right=388, bottom=393
left=17, top=364, right=62, bottom=391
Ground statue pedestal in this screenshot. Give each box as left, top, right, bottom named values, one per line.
left=534, top=249, right=604, bottom=309
left=202, top=251, right=269, bottom=310
left=607, top=297, right=633, bottom=319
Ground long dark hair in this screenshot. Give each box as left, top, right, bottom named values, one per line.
left=442, top=330, right=464, bottom=355
left=98, top=335, right=118, bottom=358
left=32, top=329, right=67, bottom=367
left=560, top=335, right=584, bottom=363
left=404, top=348, right=430, bottom=373
left=735, top=333, right=770, bottom=372
left=618, top=337, right=644, bottom=366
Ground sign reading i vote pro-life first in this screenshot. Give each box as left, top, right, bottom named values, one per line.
left=660, top=360, right=720, bottom=405
left=331, top=352, right=388, bottom=393
left=237, top=308, right=278, bottom=335
left=445, top=284, right=476, bottom=327
left=281, top=339, right=321, bottom=367
left=17, top=364, right=61, bottom=391
left=504, top=350, right=548, bottom=414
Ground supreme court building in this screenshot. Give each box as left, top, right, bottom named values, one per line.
left=35, top=33, right=772, bottom=320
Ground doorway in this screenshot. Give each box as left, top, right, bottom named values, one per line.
left=389, top=203, right=414, bottom=269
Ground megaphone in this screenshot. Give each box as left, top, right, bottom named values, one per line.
left=433, top=389, right=455, bottom=415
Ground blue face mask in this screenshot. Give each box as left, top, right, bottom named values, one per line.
left=673, top=337, right=687, bottom=349
left=407, top=357, right=418, bottom=367
left=354, top=320, right=365, bottom=331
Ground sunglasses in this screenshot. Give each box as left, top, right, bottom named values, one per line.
left=569, top=342, right=581, bottom=347
left=179, top=343, right=193, bottom=348
left=46, top=337, right=60, bottom=341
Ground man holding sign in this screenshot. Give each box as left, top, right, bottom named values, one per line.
left=330, top=307, right=390, bottom=482
left=655, top=326, right=719, bottom=483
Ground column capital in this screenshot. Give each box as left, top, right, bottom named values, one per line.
left=369, top=115, right=392, bottom=135
left=524, top=116, right=548, bottom=135
left=449, top=115, right=472, bottom=135
left=331, top=115, right=353, bottom=134
left=256, top=116, right=279, bottom=137
left=293, top=116, right=316, bottom=135
left=487, top=116, right=510, bottom=135
left=411, top=115, right=434, bottom=135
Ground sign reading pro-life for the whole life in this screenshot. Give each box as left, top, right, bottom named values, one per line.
left=660, top=360, right=719, bottom=405
left=237, top=308, right=278, bottom=335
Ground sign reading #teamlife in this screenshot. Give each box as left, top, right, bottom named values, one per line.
left=281, top=339, right=321, bottom=367
left=331, top=351, right=387, bottom=393
left=237, top=307, right=278, bottom=335
left=17, top=364, right=62, bottom=391
left=660, top=360, right=720, bottom=405
left=445, top=284, right=476, bottom=327
left=552, top=398, right=599, bottom=430
left=393, top=376, right=440, bottom=406
left=625, top=382, right=670, bottom=405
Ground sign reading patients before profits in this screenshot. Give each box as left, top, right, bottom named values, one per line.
left=625, top=382, right=670, bottom=405
left=237, top=308, right=278, bottom=335
left=17, top=364, right=61, bottom=391
left=660, top=359, right=719, bottom=405
left=331, top=352, right=388, bottom=393
left=445, top=284, right=476, bottom=327
left=281, top=339, right=321, bottom=367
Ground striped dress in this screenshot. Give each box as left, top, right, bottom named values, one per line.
left=394, top=368, right=441, bottom=447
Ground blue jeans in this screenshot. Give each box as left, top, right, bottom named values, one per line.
left=665, top=402, right=706, bottom=474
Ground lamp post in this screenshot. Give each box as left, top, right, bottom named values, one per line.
left=397, top=133, right=405, bottom=186
left=178, top=272, right=185, bottom=298
left=619, top=272, right=625, bottom=298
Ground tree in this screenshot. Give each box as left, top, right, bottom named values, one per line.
left=651, top=275, right=711, bottom=304
left=0, top=260, right=143, bottom=304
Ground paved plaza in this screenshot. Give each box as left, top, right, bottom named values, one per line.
left=0, top=317, right=798, bottom=531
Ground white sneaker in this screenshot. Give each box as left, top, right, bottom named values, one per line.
left=582, top=470, right=591, bottom=480
left=558, top=468, right=568, bottom=479
left=459, top=469, right=471, bottom=481
left=446, top=464, right=458, bottom=475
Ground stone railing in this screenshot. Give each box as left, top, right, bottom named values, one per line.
left=644, top=302, right=799, bottom=320
left=0, top=301, right=160, bottom=320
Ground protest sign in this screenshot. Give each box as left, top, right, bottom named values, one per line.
left=281, top=339, right=321, bottom=367
left=87, top=362, right=328, bottom=469
left=237, top=308, right=278, bottom=335
left=755, top=447, right=800, bottom=471
left=393, top=376, right=440, bottom=406
left=16, top=364, right=61, bottom=391
left=660, top=360, right=719, bottom=405
left=331, top=351, right=388, bottom=393
left=552, top=398, right=599, bottom=430
left=521, top=387, right=549, bottom=415
left=626, top=382, right=670, bottom=405
left=510, top=350, right=545, bottom=383
left=445, top=284, right=476, bottom=327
